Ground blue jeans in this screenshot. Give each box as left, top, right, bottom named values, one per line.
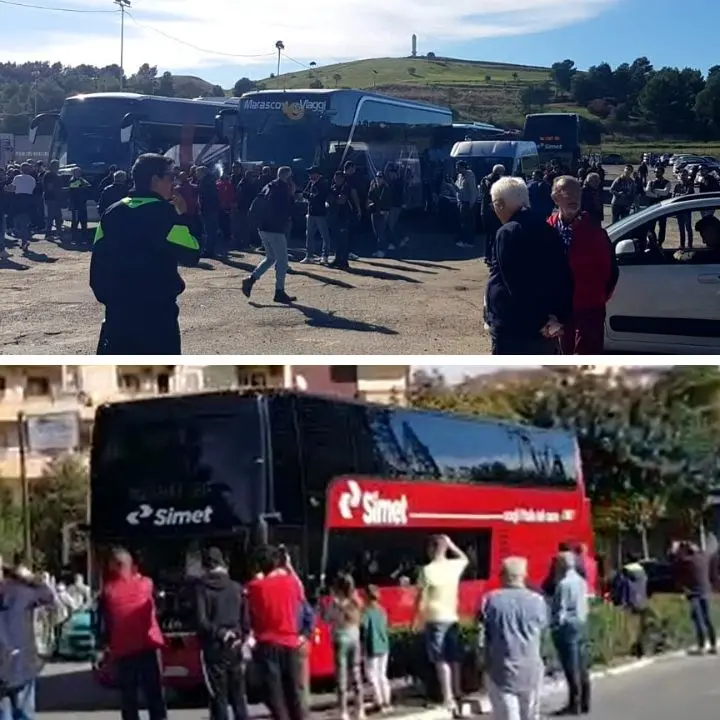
left=305, top=215, right=331, bottom=257
left=0, top=681, right=35, bottom=720
left=688, top=594, right=716, bottom=650
left=552, top=623, right=590, bottom=712
left=253, top=231, right=289, bottom=291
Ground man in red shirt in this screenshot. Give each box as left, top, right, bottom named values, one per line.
left=246, top=546, right=306, bottom=720
left=96, top=548, right=166, bottom=720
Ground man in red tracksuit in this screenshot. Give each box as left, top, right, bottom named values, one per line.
left=96, top=548, right=167, bottom=720
left=548, top=175, right=619, bottom=354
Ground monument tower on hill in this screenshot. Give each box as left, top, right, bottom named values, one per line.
left=411, top=34, right=417, bottom=57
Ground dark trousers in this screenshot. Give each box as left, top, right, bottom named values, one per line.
left=490, top=329, right=559, bottom=355
left=218, top=210, right=232, bottom=244
left=71, top=205, right=88, bottom=235
left=553, top=624, right=590, bottom=713
left=560, top=308, right=606, bottom=354
left=255, top=643, right=305, bottom=720
left=688, top=594, right=717, bottom=650
left=115, top=649, right=167, bottom=720
left=201, top=648, right=249, bottom=720
left=611, top=204, right=631, bottom=223
left=653, top=215, right=667, bottom=245
left=458, top=202, right=475, bottom=246
left=482, top=214, right=500, bottom=264
left=332, top=224, right=351, bottom=268
left=97, top=307, right=181, bottom=355
left=201, top=211, right=220, bottom=256
left=677, top=212, right=693, bottom=248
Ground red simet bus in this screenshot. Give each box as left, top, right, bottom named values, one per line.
left=89, top=389, right=593, bottom=692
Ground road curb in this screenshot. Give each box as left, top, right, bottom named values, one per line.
left=396, top=649, right=695, bottom=718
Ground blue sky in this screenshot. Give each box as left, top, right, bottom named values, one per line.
left=4, top=0, right=719, bottom=89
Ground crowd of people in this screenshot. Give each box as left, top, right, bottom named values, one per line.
left=1, top=530, right=719, bottom=720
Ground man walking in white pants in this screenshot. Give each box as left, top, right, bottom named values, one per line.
left=480, top=557, right=547, bottom=720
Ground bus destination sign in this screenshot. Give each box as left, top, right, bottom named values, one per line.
left=242, top=97, right=328, bottom=121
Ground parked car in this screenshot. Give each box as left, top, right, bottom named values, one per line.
left=605, top=191, right=720, bottom=352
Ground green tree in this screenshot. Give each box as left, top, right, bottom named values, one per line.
left=29, top=454, right=88, bottom=572
left=639, top=67, right=703, bottom=134
left=232, top=77, right=255, bottom=97
left=0, top=485, right=22, bottom=559
left=156, top=71, right=175, bottom=97
left=550, top=59, right=576, bottom=92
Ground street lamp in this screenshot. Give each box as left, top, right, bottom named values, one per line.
left=275, top=40, right=285, bottom=89
left=113, top=0, right=131, bottom=86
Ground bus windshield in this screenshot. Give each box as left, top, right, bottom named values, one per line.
left=50, top=122, right=128, bottom=169
left=89, top=396, right=266, bottom=541
left=523, top=114, right=580, bottom=169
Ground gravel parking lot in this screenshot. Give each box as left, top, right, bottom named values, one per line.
left=0, top=231, right=491, bottom=355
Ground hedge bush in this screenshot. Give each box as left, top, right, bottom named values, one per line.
left=387, top=594, right=720, bottom=697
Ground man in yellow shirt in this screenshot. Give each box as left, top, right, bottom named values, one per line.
left=414, top=534, right=468, bottom=716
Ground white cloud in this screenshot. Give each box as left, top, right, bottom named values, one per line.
left=8, top=0, right=618, bottom=73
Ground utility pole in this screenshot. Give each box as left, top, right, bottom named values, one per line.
left=32, top=71, right=39, bottom=116
left=114, top=0, right=131, bottom=87
left=17, top=412, right=30, bottom=565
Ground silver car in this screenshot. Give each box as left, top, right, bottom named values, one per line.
left=605, top=191, right=720, bottom=353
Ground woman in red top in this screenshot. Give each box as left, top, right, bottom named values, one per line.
left=548, top=176, right=619, bottom=354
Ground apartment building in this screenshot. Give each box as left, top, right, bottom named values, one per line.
left=0, top=364, right=408, bottom=483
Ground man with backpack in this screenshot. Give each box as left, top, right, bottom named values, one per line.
left=0, top=558, right=55, bottom=720
left=241, top=167, right=296, bottom=304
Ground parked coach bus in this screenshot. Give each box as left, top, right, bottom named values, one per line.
left=89, top=390, right=593, bottom=692
left=216, top=88, right=453, bottom=210
left=522, top=112, right=581, bottom=173
left=29, top=92, right=238, bottom=188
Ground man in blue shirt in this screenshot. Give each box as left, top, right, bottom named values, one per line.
left=551, top=551, right=590, bottom=716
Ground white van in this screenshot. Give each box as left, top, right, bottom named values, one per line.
left=450, top=140, right=540, bottom=180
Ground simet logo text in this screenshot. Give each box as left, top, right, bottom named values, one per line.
left=126, top=504, right=214, bottom=527
left=338, top=480, right=408, bottom=526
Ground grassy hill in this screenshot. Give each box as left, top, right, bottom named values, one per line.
left=255, top=56, right=571, bottom=128
left=172, top=75, right=217, bottom=98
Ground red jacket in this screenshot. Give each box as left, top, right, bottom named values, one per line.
left=547, top=211, right=618, bottom=312
left=99, top=570, right=164, bottom=659
left=216, top=178, right=236, bottom=211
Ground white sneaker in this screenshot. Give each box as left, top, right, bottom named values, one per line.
left=321, top=255, right=329, bottom=265
left=349, top=252, right=359, bottom=260
left=299, top=255, right=314, bottom=264
left=372, top=250, right=385, bottom=258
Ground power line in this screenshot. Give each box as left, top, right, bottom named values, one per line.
left=126, top=11, right=276, bottom=59
left=282, top=53, right=314, bottom=71
left=0, top=0, right=117, bottom=11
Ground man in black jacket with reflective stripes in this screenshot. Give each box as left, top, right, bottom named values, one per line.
left=90, top=153, right=201, bottom=355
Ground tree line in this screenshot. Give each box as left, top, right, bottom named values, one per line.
left=551, top=57, right=720, bottom=138
left=0, top=61, right=225, bottom=134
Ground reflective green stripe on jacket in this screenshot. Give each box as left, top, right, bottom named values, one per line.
left=93, top=197, right=199, bottom=251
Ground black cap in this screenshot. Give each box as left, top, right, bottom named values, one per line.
left=202, top=547, right=226, bottom=569
left=307, top=166, right=322, bottom=175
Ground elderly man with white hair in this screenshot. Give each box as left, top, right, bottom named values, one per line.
left=480, top=556, right=547, bottom=720
left=484, top=176, right=573, bottom=355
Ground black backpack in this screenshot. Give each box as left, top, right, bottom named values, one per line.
left=248, top=189, right=271, bottom=226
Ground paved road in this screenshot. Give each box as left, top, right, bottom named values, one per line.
left=542, top=653, right=720, bottom=719
left=0, top=232, right=491, bottom=355
left=35, top=653, right=720, bottom=719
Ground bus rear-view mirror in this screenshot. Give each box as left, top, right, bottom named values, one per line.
left=215, top=109, right=237, bottom=144
left=120, top=113, right=137, bottom=145
left=28, top=112, right=59, bottom=145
